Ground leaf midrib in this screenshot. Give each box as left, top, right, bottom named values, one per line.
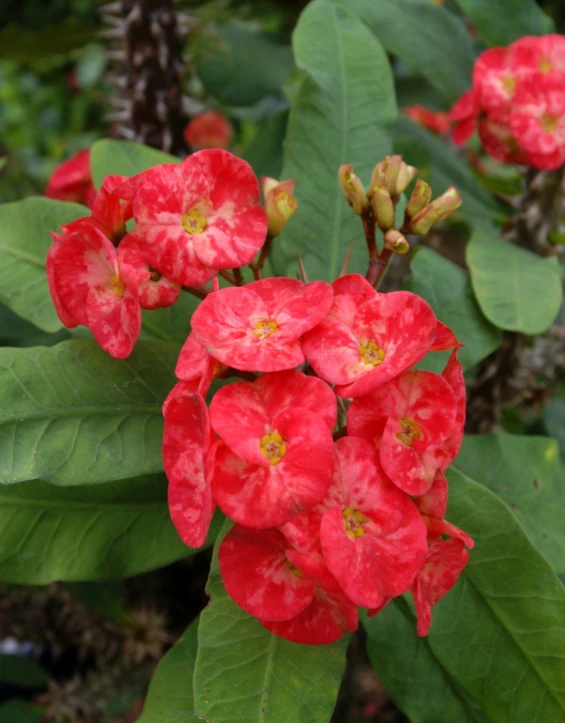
left=0, top=242, right=45, bottom=269
left=0, top=403, right=161, bottom=423
left=0, top=496, right=165, bottom=510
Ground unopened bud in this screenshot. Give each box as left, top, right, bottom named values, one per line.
left=370, top=155, right=417, bottom=199
left=384, top=229, right=410, bottom=254
left=371, top=186, right=394, bottom=231
left=262, top=176, right=298, bottom=237
left=405, top=179, right=432, bottom=218
left=338, top=165, right=369, bottom=215
left=410, top=186, right=462, bottom=236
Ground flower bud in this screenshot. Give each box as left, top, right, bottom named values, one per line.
left=371, top=186, right=395, bottom=231
left=384, top=229, right=410, bottom=254
left=338, top=165, right=369, bottom=215
left=405, top=179, right=432, bottom=219
left=370, top=156, right=417, bottom=199
left=410, top=186, right=462, bottom=236
left=262, top=177, right=298, bottom=237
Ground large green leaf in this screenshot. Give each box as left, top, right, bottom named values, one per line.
left=193, top=522, right=348, bottom=722
left=273, top=0, right=396, bottom=281
left=453, top=0, right=554, bottom=47
left=139, top=621, right=199, bottom=722
left=455, top=433, right=565, bottom=574
left=0, top=197, right=88, bottom=333
left=90, top=139, right=179, bottom=189
left=0, top=475, right=217, bottom=584
left=366, top=469, right=565, bottom=722
left=196, top=23, right=292, bottom=108
left=0, top=700, right=44, bottom=723
left=467, top=229, right=563, bottom=335
left=0, top=654, right=48, bottom=688
left=140, top=294, right=197, bottom=344
left=411, top=248, right=501, bottom=371
left=334, top=0, right=474, bottom=104
left=0, top=340, right=178, bottom=485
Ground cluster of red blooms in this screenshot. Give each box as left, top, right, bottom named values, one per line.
left=46, top=145, right=472, bottom=644
left=451, top=34, right=565, bottom=169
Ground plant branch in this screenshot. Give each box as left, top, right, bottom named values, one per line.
left=250, top=236, right=273, bottom=281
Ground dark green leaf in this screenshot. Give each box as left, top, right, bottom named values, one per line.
left=0, top=303, right=69, bottom=348
left=90, top=140, right=179, bottom=189
left=65, top=581, right=128, bottom=622
left=544, top=396, right=565, bottom=460
left=453, top=0, right=554, bottom=47
left=273, top=0, right=396, bottom=281
left=467, top=229, right=563, bottom=334
left=0, top=21, right=95, bottom=63
left=0, top=700, right=44, bottom=723
left=243, top=111, right=288, bottom=181
left=334, top=0, right=474, bottom=104
left=0, top=340, right=178, bottom=485
left=193, top=521, right=348, bottom=722
left=139, top=621, right=199, bottom=722
left=455, top=433, right=565, bottom=574
left=140, top=294, right=198, bottom=344
left=411, top=248, right=501, bottom=371
left=0, top=197, right=88, bottom=333
left=0, top=654, right=48, bottom=689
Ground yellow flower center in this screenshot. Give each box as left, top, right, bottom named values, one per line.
left=343, top=508, right=366, bottom=539
left=539, top=58, right=553, bottom=72
left=274, top=191, right=297, bottom=219
left=359, top=341, right=385, bottom=366
left=396, top=417, right=421, bottom=447
left=284, top=559, right=303, bottom=577
left=502, top=75, right=516, bottom=95
left=109, top=274, right=124, bottom=298
left=259, top=431, right=287, bottom=465
left=182, top=209, right=207, bottom=234
left=541, top=114, right=557, bottom=133
left=254, top=319, right=278, bottom=338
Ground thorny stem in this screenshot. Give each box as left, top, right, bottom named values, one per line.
left=181, top=284, right=212, bottom=300
left=250, top=236, right=274, bottom=281
left=233, top=268, right=244, bottom=286
left=362, top=213, right=393, bottom=288
left=219, top=269, right=238, bottom=285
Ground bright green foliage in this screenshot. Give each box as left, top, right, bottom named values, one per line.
left=455, top=433, right=565, bottom=574
left=0, top=340, right=178, bottom=485
left=467, top=230, right=563, bottom=335
left=453, top=0, right=554, bottom=47
left=273, top=0, right=396, bottom=281
left=139, top=621, right=199, bottom=722
left=0, top=197, right=88, bottom=332
left=193, top=522, right=349, bottom=723
left=366, top=469, right=565, bottom=723
left=90, top=139, right=179, bottom=189
left=411, top=248, right=502, bottom=371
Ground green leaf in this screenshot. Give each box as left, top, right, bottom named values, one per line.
left=243, top=110, right=288, bottom=181
left=455, top=433, right=565, bottom=574
left=0, top=340, right=178, bottom=485
left=0, top=700, right=44, bottom=723
left=0, top=197, right=88, bottom=333
left=467, top=229, right=563, bottom=335
left=140, top=294, right=198, bottom=344
left=90, top=139, right=179, bottom=189
left=395, top=117, right=504, bottom=225
left=0, top=654, right=48, bottom=688
left=0, top=21, right=95, bottom=63
left=365, top=468, right=565, bottom=723
left=193, top=521, right=348, bottom=722
left=0, top=475, right=196, bottom=583
left=65, top=581, right=128, bottom=622
left=411, top=248, right=501, bottom=371
left=273, top=0, right=396, bottom=281
left=195, top=23, right=292, bottom=107
left=544, top=396, right=565, bottom=460
left=453, top=0, right=554, bottom=47
left=334, top=0, right=474, bottom=104
left=139, top=621, right=199, bottom=722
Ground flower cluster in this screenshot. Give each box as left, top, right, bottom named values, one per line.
left=164, top=269, right=473, bottom=644
left=451, top=34, right=565, bottom=169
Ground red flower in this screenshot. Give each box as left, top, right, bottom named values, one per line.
left=302, top=283, right=436, bottom=399
left=403, top=105, right=452, bottom=135
left=478, top=113, right=532, bottom=166
left=45, top=149, right=96, bottom=208
left=414, top=469, right=474, bottom=549
left=347, top=369, right=458, bottom=495
left=184, top=110, right=233, bottom=150
left=209, top=371, right=335, bottom=528
left=317, top=437, right=428, bottom=608
left=510, top=71, right=565, bottom=169
left=117, top=149, right=267, bottom=286
left=175, top=332, right=228, bottom=396
left=47, top=221, right=141, bottom=358
left=191, top=277, right=334, bottom=372
left=118, top=234, right=180, bottom=310
left=511, top=34, right=565, bottom=74
left=472, top=47, right=525, bottom=115
left=163, top=388, right=215, bottom=548
left=450, top=88, right=479, bottom=145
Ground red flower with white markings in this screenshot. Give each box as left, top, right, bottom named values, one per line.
left=45, top=148, right=96, bottom=208
left=175, top=332, right=228, bottom=396
left=209, top=371, right=335, bottom=528
left=191, top=277, right=334, bottom=372
left=117, top=149, right=267, bottom=286
left=118, top=234, right=180, bottom=311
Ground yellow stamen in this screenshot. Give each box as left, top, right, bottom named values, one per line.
left=359, top=341, right=385, bottom=366
left=284, top=559, right=303, bottom=577
left=343, top=508, right=366, bottom=540
left=396, top=417, right=421, bottom=447
left=182, top=209, right=207, bottom=234
left=109, top=274, right=124, bottom=298
left=541, top=114, right=557, bottom=133
left=502, top=75, right=516, bottom=95
left=260, top=431, right=287, bottom=465
left=254, top=319, right=278, bottom=338
left=539, top=58, right=553, bottom=72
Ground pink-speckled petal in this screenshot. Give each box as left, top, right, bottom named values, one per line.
left=176, top=332, right=210, bottom=381
left=118, top=234, right=180, bottom=310
left=219, top=525, right=315, bottom=622
left=193, top=205, right=267, bottom=269
left=46, top=234, right=80, bottom=328
left=415, top=469, right=448, bottom=519
left=430, top=321, right=461, bottom=352
left=332, top=273, right=377, bottom=300
left=302, top=318, right=368, bottom=385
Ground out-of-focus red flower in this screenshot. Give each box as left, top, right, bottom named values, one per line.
left=184, top=110, right=233, bottom=150
left=403, top=105, right=452, bottom=135
left=45, top=149, right=96, bottom=208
